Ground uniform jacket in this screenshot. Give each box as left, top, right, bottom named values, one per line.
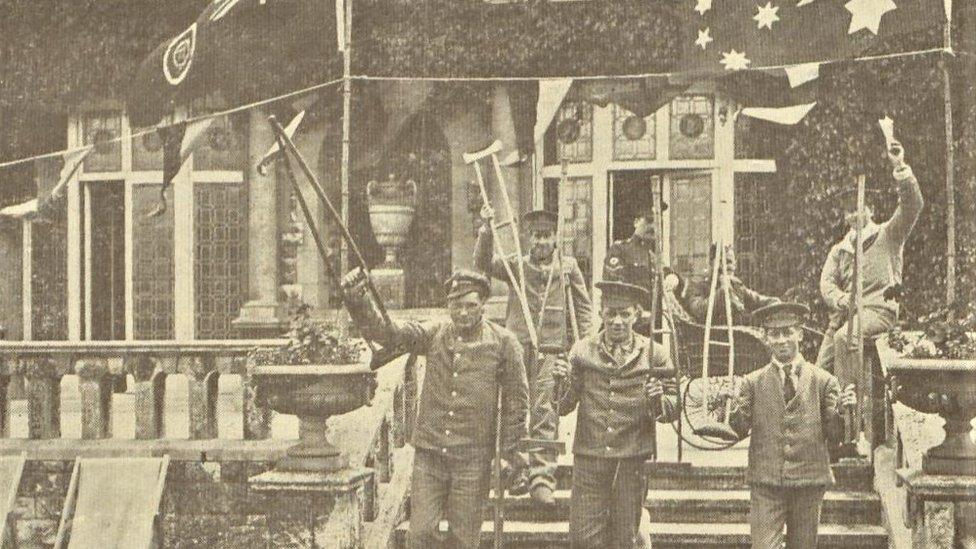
left=820, top=172, right=923, bottom=329
left=557, top=332, right=678, bottom=459
left=474, top=227, right=593, bottom=349
left=344, top=288, right=530, bottom=457
left=729, top=358, right=844, bottom=487
left=603, top=235, right=659, bottom=301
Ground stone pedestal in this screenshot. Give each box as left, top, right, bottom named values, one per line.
left=898, top=468, right=976, bottom=548
left=370, top=268, right=406, bottom=310
left=249, top=467, right=373, bottom=549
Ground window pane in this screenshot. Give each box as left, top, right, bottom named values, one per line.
left=556, top=100, right=593, bottom=163
left=612, top=104, right=655, bottom=160
left=669, top=96, right=714, bottom=160
left=194, top=183, right=248, bottom=339
left=131, top=130, right=164, bottom=171
left=133, top=184, right=175, bottom=339
left=83, top=111, right=123, bottom=172
left=669, top=172, right=711, bottom=279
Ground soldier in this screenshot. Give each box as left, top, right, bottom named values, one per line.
left=341, top=268, right=530, bottom=549
left=552, top=280, right=678, bottom=548
left=815, top=156, right=923, bottom=455
left=475, top=205, right=593, bottom=504
left=723, top=302, right=856, bottom=549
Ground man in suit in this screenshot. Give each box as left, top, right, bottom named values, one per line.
left=723, top=302, right=856, bottom=549
left=683, top=245, right=780, bottom=326
left=603, top=211, right=668, bottom=335
left=342, top=269, right=530, bottom=548
left=475, top=205, right=593, bottom=504
left=552, top=280, right=678, bottom=548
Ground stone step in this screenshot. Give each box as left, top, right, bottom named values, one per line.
left=489, top=489, right=882, bottom=525
left=630, top=459, right=874, bottom=492
left=392, top=520, right=888, bottom=548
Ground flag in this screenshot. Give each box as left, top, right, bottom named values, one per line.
left=149, top=117, right=214, bottom=217
left=127, top=0, right=338, bottom=128
left=741, top=102, right=817, bottom=125
left=47, top=148, right=91, bottom=203
left=535, top=79, right=573, bottom=147
left=32, top=147, right=92, bottom=219
left=677, top=0, right=945, bottom=74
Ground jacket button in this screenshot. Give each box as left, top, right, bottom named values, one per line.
left=452, top=372, right=458, bottom=378
left=445, top=430, right=451, bottom=436
left=442, top=447, right=448, bottom=453
left=448, top=411, right=455, bottom=417
left=607, top=426, right=613, bottom=433
left=605, top=445, right=612, bottom=452
left=451, top=391, right=458, bottom=397
left=453, top=353, right=461, bottom=360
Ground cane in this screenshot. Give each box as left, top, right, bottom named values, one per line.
left=844, top=174, right=867, bottom=448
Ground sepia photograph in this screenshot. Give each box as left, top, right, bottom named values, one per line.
left=0, top=0, right=973, bottom=547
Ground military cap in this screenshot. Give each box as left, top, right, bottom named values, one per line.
left=596, top=280, right=650, bottom=307
left=752, top=302, right=809, bottom=329
left=444, top=269, right=491, bottom=300
left=521, top=209, right=558, bottom=232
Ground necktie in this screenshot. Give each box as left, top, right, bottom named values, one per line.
left=783, top=364, right=796, bottom=403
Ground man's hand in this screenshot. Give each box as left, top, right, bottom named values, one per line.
left=552, top=355, right=571, bottom=381
left=340, top=268, right=369, bottom=296
left=837, top=293, right=852, bottom=313
left=480, top=203, right=496, bottom=223
left=645, top=378, right=664, bottom=401
left=663, top=272, right=681, bottom=293
left=840, top=384, right=857, bottom=408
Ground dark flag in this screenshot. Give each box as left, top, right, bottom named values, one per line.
left=149, top=118, right=214, bottom=217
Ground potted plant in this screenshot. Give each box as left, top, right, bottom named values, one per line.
left=250, top=300, right=376, bottom=472
left=882, top=301, right=976, bottom=475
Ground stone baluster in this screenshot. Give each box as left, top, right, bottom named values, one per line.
left=75, top=358, right=113, bottom=439
left=126, top=355, right=167, bottom=440
left=184, top=354, right=219, bottom=439
left=0, top=373, right=9, bottom=438
left=18, top=357, right=62, bottom=439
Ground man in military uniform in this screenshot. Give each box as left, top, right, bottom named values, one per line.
left=816, top=156, right=922, bottom=455
left=342, top=268, right=529, bottom=549
left=552, top=280, right=678, bottom=548
left=722, top=302, right=856, bottom=549
left=475, top=205, right=593, bottom=504
left=604, top=211, right=675, bottom=335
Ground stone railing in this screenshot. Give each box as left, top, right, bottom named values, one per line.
left=0, top=339, right=286, bottom=441
left=0, top=338, right=423, bottom=547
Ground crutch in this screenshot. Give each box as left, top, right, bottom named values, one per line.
left=844, top=174, right=867, bottom=449
left=268, top=116, right=404, bottom=370
left=693, top=241, right=740, bottom=441
left=538, top=160, right=580, bottom=345
left=464, top=140, right=539, bottom=348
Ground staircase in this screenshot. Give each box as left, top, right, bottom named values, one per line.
left=391, top=451, right=888, bottom=548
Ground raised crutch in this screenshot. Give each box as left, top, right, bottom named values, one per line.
left=844, top=174, right=867, bottom=450
left=464, top=140, right=538, bottom=348
left=694, top=241, right=740, bottom=442
left=537, top=160, right=580, bottom=345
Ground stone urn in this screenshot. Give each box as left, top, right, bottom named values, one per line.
left=885, top=355, right=976, bottom=475
left=366, top=175, right=418, bottom=268
left=252, top=363, right=377, bottom=472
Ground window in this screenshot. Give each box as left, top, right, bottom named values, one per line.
left=669, top=172, right=711, bottom=279
left=556, top=100, right=593, bottom=163
left=612, top=104, right=656, bottom=160
left=544, top=176, right=593, bottom=283
left=669, top=95, right=714, bottom=160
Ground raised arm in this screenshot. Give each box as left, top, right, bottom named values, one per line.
left=883, top=165, right=924, bottom=249
left=500, top=333, right=530, bottom=457
left=342, top=270, right=435, bottom=355
left=473, top=224, right=509, bottom=281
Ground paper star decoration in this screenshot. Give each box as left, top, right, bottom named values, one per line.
left=694, top=0, right=712, bottom=15
left=845, top=0, right=897, bottom=34
left=720, top=50, right=751, bottom=70
left=695, top=28, right=714, bottom=50
left=754, top=2, right=781, bottom=29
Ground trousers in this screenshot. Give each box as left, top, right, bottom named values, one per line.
left=569, top=454, right=649, bottom=549
left=749, top=484, right=826, bottom=549
left=407, top=448, right=491, bottom=549
left=524, top=346, right=560, bottom=490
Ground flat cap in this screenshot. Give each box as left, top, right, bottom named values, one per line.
left=521, top=209, right=558, bottom=231
left=596, top=280, right=650, bottom=307
left=444, top=269, right=491, bottom=300
left=752, top=302, right=809, bottom=328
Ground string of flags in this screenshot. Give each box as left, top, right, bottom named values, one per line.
left=0, top=0, right=954, bottom=219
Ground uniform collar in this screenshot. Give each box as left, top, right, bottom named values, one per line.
left=449, top=319, right=485, bottom=343
left=839, top=222, right=881, bottom=253
left=771, top=354, right=803, bottom=375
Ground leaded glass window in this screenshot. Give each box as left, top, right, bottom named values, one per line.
left=131, top=130, right=165, bottom=172
left=133, top=184, right=175, bottom=339
left=31, top=202, right=68, bottom=340
left=556, top=100, right=593, bottom=163
left=543, top=176, right=593, bottom=283
left=612, top=104, right=655, bottom=160
left=734, top=173, right=776, bottom=291
left=194, top=184, right=248, bottom=339
left=669, top=95, right=714, bottom=160
left=82, top=111, right=123, bottom=172
left=669, top=172, right=711, bottom=278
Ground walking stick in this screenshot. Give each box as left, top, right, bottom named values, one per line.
left=493, top=381, right=505, bottom=549
left=844, top=174, right=867, bottom=448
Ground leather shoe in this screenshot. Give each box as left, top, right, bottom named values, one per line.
left=530, top=485, right=556, bottom=506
